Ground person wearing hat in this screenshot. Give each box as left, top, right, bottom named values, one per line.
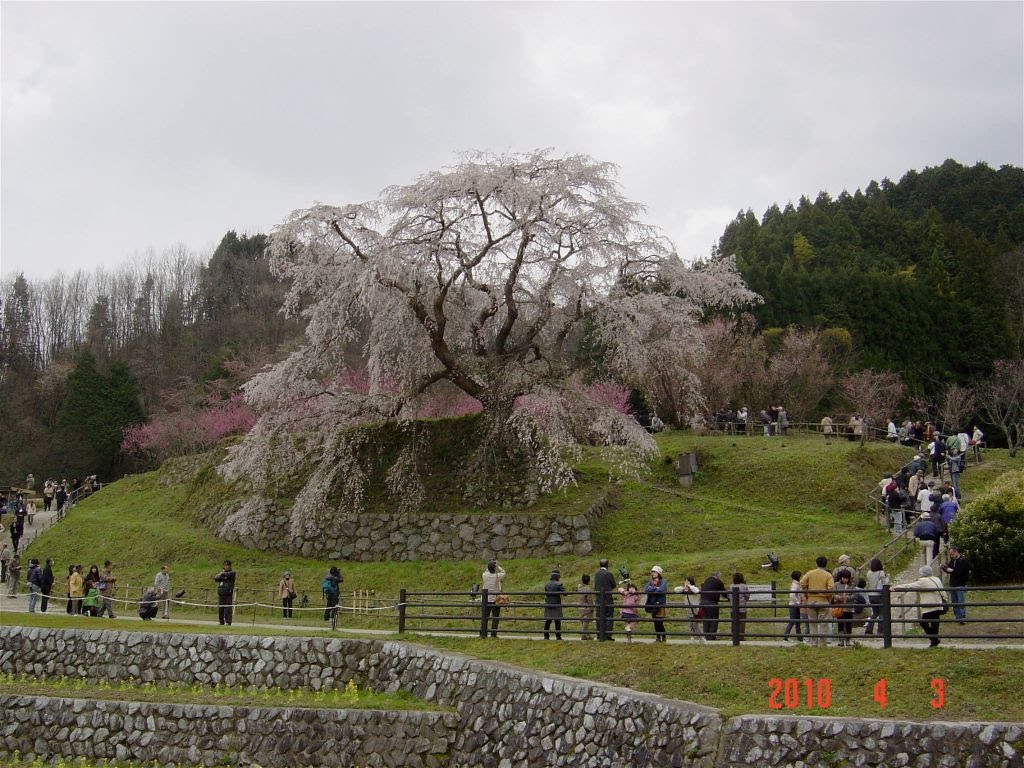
left=644, top=566, right=669, bottom=642
left=279, top=570, right=297, bottom=619
left=894, top=565, right=948, bottom=647
left=481, top=558, right=506, bottom=638
left=543, top=570, right=566, bottom=640
left=833, top=554, right=858, bottom=584
left=941, top=545, right=970, bottom=623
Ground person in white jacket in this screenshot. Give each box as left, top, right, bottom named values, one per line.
left=481, top=559, right=506, bottom=638
left=894, top=565, right=948, bottom=647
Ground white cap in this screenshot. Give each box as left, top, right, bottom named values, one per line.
left=650, top=565, right=663, bottom=575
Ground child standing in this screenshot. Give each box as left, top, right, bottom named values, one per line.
left=618, top=582, right=641, bottom=642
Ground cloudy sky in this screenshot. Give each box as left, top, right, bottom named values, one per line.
left=2, top=1, right=1022, bottom=280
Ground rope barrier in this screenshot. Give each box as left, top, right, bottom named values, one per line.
left=14, top=592, right=400, bottom=613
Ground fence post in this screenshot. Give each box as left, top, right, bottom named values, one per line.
left=480, top=589, right=490, bottom=638
left=770, top=580, right=777, bottom=623
left=398, top=588, right=407, bottom=634
left=881, top=584, right=892, bottom=649
left=730, top=588, right=740, bottom=646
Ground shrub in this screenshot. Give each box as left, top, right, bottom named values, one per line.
left=949, top=469, right=1024, bottom=583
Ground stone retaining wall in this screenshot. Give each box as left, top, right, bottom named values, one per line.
left=1, top=627, right=1020, bottom=767
left=1, top=695, right=455, bottom=768
left=214, top=490, right=616, bottom=561
left=718, top=715, right=1023, bottom=768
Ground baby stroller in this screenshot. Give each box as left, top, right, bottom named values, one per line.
left=139, top=587, right=160, bottom=620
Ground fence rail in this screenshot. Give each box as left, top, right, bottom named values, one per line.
left=396, top=585, right=1024, bottom=646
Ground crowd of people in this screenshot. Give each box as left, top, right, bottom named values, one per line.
left=475, top=542, right=967, bottom=647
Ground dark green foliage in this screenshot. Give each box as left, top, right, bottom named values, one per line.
left=719, top=160, right=1023, bottom=390
left=56, top=352, right=146, bottom=478
left=949, top=469, right=1024, bottom=584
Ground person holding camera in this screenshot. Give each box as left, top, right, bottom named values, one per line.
left=482, top=558, right=506, bottom=638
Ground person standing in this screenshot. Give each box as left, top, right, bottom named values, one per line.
left=26, top=558, right=43, bottom=612
left=213, top=560, right=236, bottom=626
left=593, top=559, right=617, bottom=641
left=941, top=545, right=970, bottom=624
left=40, top=558, right=55, bottom=612
left=42, top=481, right=55, bottom=512
left=543, top=570, right=566, bottom=640
left=481, top=559, right=505, bottom=638
left=864, top=558, right=890, bottom=636
left=0, top=542, right=10, bottom=583
left=799, top=557, right=835, bottom=647
left=7, top=554, right=21, bottom=596
left=322, top=566, right=343, bottom=623
left=894, top=565, right=948, bottom=647
left=55, top=483, right=68, bottom=513
left=676, top=577, right=705, bottom=643
left=96, top=560, right=117, bottom=619
left=68, top=565, right=84, bottom=615
left=971, top=425, right=984, bottom=463
left=279, top=571, right=297, bottom=619
left=730, top=572, right=750, bottom=641
left=577, top=573, right=593, bottom=640
left=783, top=570, right=806, bottom=642
left=820, top=415, right=834, bottom=441
left=154, top=564, right=171, bottom=619
left=644, top=566, right=669, bottom=642
left=700, top=571, right=726, bottom=640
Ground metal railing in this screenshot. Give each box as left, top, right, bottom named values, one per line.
left=395, top=585, right=1024, bottom=646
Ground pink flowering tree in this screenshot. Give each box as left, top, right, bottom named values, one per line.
left=121, top=394, right=256, bottom=464
left=221, top=151, right=757, bottom=524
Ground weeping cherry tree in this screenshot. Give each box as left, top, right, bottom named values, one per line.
left=220, top=151, right=756, bottom=537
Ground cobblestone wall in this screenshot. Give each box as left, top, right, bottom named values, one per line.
left=214, top=491, right=615, bottom=561
left=717, top=715, right=1023, bottom=768
left=1, top=627, right=1020, bottom=768
left=1, top=695, right=455, bottom=768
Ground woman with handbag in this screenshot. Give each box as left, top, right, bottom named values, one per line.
left=833, top=570, right=855, bottom=646
left=279, top=571, right=297, bottom=619
left=894, top=565, right=949, bottom=647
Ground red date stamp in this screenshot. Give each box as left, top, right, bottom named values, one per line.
left=768, top=678, right=832, bottom=709
left=768, top=678, right=946, bottom=709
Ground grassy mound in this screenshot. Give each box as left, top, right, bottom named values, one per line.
left=22, top=433, right=1018, bottom=600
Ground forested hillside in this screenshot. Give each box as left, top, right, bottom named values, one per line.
left=718, top=160, right=1024, bottom=388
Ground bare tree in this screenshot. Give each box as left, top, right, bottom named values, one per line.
left=222, top=150, right=757, bottom=530
left=840, top=369, right=906, bottom=437
left=976, top=359, right=1024, bottom=457
left=938, top=382, right=975, bottom=434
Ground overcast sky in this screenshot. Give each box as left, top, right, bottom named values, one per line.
left=2, top=1, right=1022, bottom=281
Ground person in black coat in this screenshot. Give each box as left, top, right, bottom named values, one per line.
left=592, top=560, right=617, bottom=641
left=213, top=560, right=236, bottom=626
left=543, top=570, right=566, bottom=640
left=40, top=558, right=55, bottom=612
left=700, top=571, right=726, bottom=640
left=941, top=545, right=970, bottom=623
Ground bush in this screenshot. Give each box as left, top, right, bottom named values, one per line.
left=949, top=469, right=1024, bottom=583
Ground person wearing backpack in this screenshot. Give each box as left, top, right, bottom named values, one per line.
left=322, top=566, right=343, bottom=622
